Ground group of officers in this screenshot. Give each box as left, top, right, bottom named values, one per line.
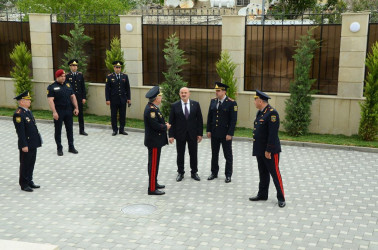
left=13, top=60, right=285, bottom=208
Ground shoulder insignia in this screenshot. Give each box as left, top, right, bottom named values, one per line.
left=270, top=109, right=274, bottom=111
left=234, top=106, right=238, bottom=111
left=15, top=116, right=21, bottom=123
left=66, top=83, right=71, bottom=88
left=47, top=90, right=49, bottom=95
left=106, top=78, right=108, bottom=83
left=108, top=73, right=112, bottom=76
left=78, top=72, right=82, bottom=74
left=16, top=108, right=21, bottom=114
left=271, top=115, right=277, bottom=122
left=213, top=97, right=217, bottom=100
left=150, top=112, right=156, bottom=118
left=228, top=97, right=234, bottom=101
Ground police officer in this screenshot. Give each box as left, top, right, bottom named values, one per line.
left=144, top=86, right=171, bottom=195
left=206, top=82, right=238, bottom=183
left=13, top=91, right=42, bottom=192
left=47, top=69, right=79, bottom=156
left=65, top=59, right=88, bottom=136
left=105, top=61, right=131, bottom=136
left=249, top=90, right=286, bottom=208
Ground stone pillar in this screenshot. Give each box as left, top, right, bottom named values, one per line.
left=221, top=15, right=245, bottom=93
left=119, top=15, right=143, bottom=87
left=29, top=13, right=54, bottom=82
left=337, top=12, right=370, bottom=98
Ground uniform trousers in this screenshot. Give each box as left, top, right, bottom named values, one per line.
left=147, top=147, right=161, bottom=192
left=110, top=97, right=127, bottom=132
left=210, top=137, right=233, bottom=177
left=19, top=148, right=37, bottom=188
left=54, top=107, right=74, bottom=150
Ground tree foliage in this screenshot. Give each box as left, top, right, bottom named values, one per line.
left=105, top=37, right=125, bottom=73
left=160, top=33, right=188, bottom=118
left=359, top=42, right=378, bottom=141
left=269, top=0, right=317, bottom=19
left=10, top=42, right=33, bottom=104
left=216, top=50, right=237, bottom=100
left=283, top=28, right=319, bottom=136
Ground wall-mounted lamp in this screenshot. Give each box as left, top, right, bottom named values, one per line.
left=349, top=22, right=360, bottom=33
left=125, top=23, right=133, bottom=32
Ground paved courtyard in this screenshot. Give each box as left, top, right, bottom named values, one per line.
left=0, top=118, right=377, bottom=249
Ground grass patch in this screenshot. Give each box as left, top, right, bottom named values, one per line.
left=1, top=107, right=376, bottom=148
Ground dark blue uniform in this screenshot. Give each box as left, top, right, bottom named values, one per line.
left=206, top=96, right=238, bottom=178
left=144, top=102, right=168, bottom=192
left=47, top=81, right=75, bottom=150
left=66, top=71, right=86, bottom=133
left=252, top=104, right=285, bottom=202
left=13, top=107, right=42, bottom=189
left=105, top=72, right=131, bottom=133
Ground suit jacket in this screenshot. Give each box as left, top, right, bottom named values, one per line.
left=13, top=107, right=42, bottom=150
left=144, top=103, right=168, bottom=148
left=105, top=73, right=131, bottom=103
left=65, top=71, right=86, bottom=100
left=206, top=96, right=238, bottom=138
left=168, top=100, right=203, bottom=141
left=252, top=104, right=281, bottom=156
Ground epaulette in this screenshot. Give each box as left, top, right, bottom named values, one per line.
left=212, top=97, right=217, bottom=100
left=149, top=104, right=157, bottom=109
left=78, top=72, right=82, bottom=74
left=16, top=108, right=22, bottom=114
left=107, top=73, right=112, bottom=76
left=228, top=97, right=234, bottom=102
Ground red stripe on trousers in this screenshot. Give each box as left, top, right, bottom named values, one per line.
left=150, top=148, right=157, bottom=191
left=274, top=154, right=285, bottom=198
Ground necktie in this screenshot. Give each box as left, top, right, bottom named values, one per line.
left=184, top=103, right=189, bottom=120
left=217, top=101, right=222, bottom=109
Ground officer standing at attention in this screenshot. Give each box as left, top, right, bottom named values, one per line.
left=206, top=82, right=238, bottom=183
left=105, top=61, right=131, bottom=136
left=47, top=69, right=79, bottom=156
left=13, top=91, right=42, bottom=192
left=65, top=59, right=88, bottom=136
left=144, top=86, right=171, bottom=195
left=249, top=90, right=286, bottom=208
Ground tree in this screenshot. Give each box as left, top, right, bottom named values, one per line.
left=269, top=0, right=317, bottom=19
left=0, top=0, right=16, bottom=10
left=160, top=33, right=188, bottom=118
left=105, top=37, right=125, bottom=73
left=10, top=42, right=33, bottom=103
left=283, top=28, right=319, bottom=136
left=216, top=50, right=238, bottom=100
left=358, top=42, right=378, bottom=141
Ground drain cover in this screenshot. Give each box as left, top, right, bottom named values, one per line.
left=121, top=204, right=157, bottom=215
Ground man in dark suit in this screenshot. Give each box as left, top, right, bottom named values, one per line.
left=249, top=90, right=285, bottom=208
left=169, top=87, right=203, bottom=182
left=65, top=59, right=88, bottom=136
left=13, top=91, right=42, bottom=192
left=144, top=86, right=171, bottom=195
left=105, top=61, right=131, bottom=136
left=207, top=82, right=238, bottom=183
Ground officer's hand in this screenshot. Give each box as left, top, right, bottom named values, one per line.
left=207, top=132, right=211, bottom=138
left=73, top=108, right=79, bottom=116
left=127, top=100, right=131, bottom=104
left=265, top=151, right=271, bottom=159
left=106, top=101, right=110, bottom=105
left=169, top=137, right=174, bottom=144
left=166, top=122, right=171, bottom=130
left=82, top=99, right=86, bottom=104
left=22, top=146, right=28, bottom=153
left=53, top=112, right=59, bottom=120
left=197, top=136, right=203, bottom=143
left=226, top=135, right=232, bottom=141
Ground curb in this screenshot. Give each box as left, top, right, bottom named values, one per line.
left=1, top=116, right=377, bottom=153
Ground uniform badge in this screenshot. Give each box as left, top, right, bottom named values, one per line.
left=234, top=106, right=238, bottom=111
left=26, top=117, right=30, bottom=122
left=271, top=115, right=277, bottom=122
left=46, top=90, right=49, bottom=95
left=16, top=117, right=21, bottom=123
left=150, top=112, right=156, bottom=118
left=66, top=83, right=71, bottom=88
left=106, top=78, right=108, bottom=83
left=69, top=78, right=72, bottom=81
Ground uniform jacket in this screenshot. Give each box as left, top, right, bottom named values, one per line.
left=252, top=104, right=281, bottom=156
left=144, top=103, right=168, bottom=148
left=13, top=107, right=42, bottom=150
left=47, top=81, right=75, bottom=109
left=105, top=73, right=131, bottom=103
left=206, top=96, right=238, bottom=138
left=168, top=100, right=203, bottom=141
left=65, top=71, right=86, bottom=100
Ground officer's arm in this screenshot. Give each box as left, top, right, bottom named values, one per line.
left=14, top=114, right=27, bottom=148
left=147, top=111, right=167, bottom=132
left=206, top=100, right=212, bottom=132
left=168, top=104, right=175, bottom=138
left=70, top=94, right=79, bottom=110
left=266, top=111, right=280, bottom=152
left=105, top=76, right=110, bottom=101
left=125, top=75, right=131, bottom=101
left=81, top=74, right=87, bottom=99
left=227, top=102, right=238, bottom=136
left=196, top=102, right=204, bottom=136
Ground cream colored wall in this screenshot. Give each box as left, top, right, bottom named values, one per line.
left=0, top=79, right=362, bottom=136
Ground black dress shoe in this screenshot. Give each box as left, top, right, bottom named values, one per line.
left=21, top=186, right=33, bottom=192
left=156, top=183, right=165, bottom=189
left=207, top=173, right=218, bottom=180
left=112, top=131, right=117, bottom=136
left=80, top=131, right=88, bottom=136
left=176, top=173, right=184, bottom=182
left=68, top=148, right=78, bottom=154
left=225, top=177, right=231, bottom=183
left=249, top=195, right=268, bottom=201
left=148, top=190, right=165, bottom=195
left=29, top=183, right=40, bottom=189
left=57, top=149, right=63, bottom=156
left=278, top=201, right=286, bottom=208
left=119, top=131, right=128, bottom=135
left=191, top=173, right=200, bottom=181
